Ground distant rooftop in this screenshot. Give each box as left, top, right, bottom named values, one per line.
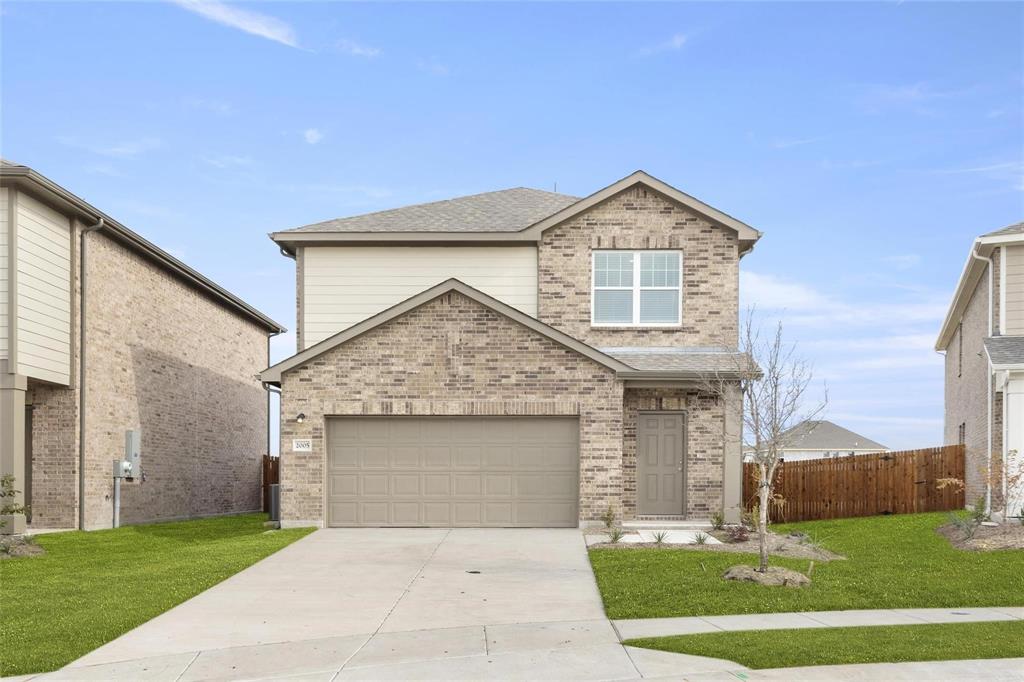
left=779, top=420, right=888, bottom=452
left=283, top=188, right=580, bottom=234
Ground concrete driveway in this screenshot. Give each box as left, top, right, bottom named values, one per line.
left=46, top=528, right=730, bottom=680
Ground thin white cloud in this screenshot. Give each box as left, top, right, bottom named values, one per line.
left=638, top=32, right=688, bottom=57
left=303, top=128, right=324, bottom=145
left=933, top=160, right=1024, bottom=193
left=740, top=271, right=947, bottom=328
left=828, top=412, right=943, bottom=428
left=416, top=57, right=449, bottom=76
left=856, top=81, right=975, bottom=115
left=337, top=39, right=380, bottom=58
left=170, top=0, right=298, bottom=48
left=934, top=160, right=1022, bottom=175
left=58, top=136, right=162, bottom=158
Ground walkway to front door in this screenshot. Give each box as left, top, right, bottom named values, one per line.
left=637, top=411, right=687, bottom=516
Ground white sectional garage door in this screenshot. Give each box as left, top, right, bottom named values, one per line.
left=326, top=416, right=579, bottom=527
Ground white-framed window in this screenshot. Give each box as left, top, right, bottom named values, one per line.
left=592, top=250, right=682, bottom=326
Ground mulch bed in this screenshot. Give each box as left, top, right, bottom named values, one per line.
left=0, top=535, right=46, bottom=559
left=937, top=521, right=1024, bottom=551
left=589, top=529, right=844, bottom=561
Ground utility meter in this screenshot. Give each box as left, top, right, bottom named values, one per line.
left=124, top=429, right=142, bottom=481
left=113, top=459, right=132, bottom=478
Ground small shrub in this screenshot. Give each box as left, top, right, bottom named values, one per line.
left=600, top=504, right=616, bottom=529
left=948, top=511, right=979, bottom=541
left=652, top=530, right=668, bottom=545
left=694, top=531, right=710, bottom=545
left=970, top=496, right=989, bottom=525
left=0, top=475, right=28, bottom=531
left=711, top=511, right=725, bottom=530
left=726, top=524, right=750, bottom=543
left=742, top=507, right=757, bottom=530
left=607, top=527, right=625, bottom=543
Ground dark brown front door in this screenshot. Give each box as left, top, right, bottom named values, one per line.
left=637, top=412, right=686, bottom=515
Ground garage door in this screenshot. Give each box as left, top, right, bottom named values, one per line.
left=326, top=416, right=579, bottom=527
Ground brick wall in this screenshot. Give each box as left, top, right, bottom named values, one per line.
left=78, top=230, right=269, bottom=529
left=26, top=381, right=78, bottom=528
left=279, top=291, right=625, bottom=525
left=944, top=262, right=994, bottom=505
left=538, top=185, right=740, bottom=348
left=622, top=387, right=725, bottom=520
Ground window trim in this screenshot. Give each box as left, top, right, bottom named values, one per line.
left=591, top=249, right=683, bottom=327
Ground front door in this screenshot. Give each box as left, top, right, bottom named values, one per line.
left=637, top=412, right=686, bottom=516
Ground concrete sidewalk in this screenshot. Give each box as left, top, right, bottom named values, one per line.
left=678, top=658, right=1024, bottom=681
left=614, top=606, right=1024, bottom=640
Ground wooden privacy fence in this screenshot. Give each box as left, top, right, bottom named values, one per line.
left=262, top=455, right=280, bottom=513
left=743, top=444, right=965, bottom=522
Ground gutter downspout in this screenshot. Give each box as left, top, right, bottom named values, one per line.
left=78, top=218, right=104, bottom=530
left=969, top=244, right=993, bottom=515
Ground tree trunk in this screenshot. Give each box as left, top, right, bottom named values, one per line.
left=758, top=464, right=770, bottom=572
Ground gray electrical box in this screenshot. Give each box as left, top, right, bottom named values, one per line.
left=124, top=429, right=142, bottom=481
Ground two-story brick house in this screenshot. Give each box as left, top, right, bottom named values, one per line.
left=260, top=172, right=761, bottom=528
left=936, top=222, right=1024, bottom=519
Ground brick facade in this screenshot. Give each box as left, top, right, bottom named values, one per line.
left=27, top=228, right=271, bottom=530
left=944, top=258, right=995, bottom=505
left=622, top=387, right=725, bottom=520
left=538, top=185, right=740, bottom=347
left=280, top=291, right=625, bottom=525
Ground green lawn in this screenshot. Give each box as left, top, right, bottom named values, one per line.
left=0, top=514, right=315, bottom=676
left=627, top=620, right=1024, bottom=669
left=590, top=513, right=1024, bottom=619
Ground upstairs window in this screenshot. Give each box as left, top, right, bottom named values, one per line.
left=592, top=250, right=682, bottom=326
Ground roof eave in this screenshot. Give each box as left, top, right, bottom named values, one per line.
left=259, top=278, right=634, bottom=382
left=1, top=167, right=286, bottom=334
left=520, top=170, right=763, bottom=246
left=271, top=230, right=538, bottom=251
left=937, top=231, right=1024, bottom=350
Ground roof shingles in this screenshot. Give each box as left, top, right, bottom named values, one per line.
left=984, top=336, right=1024, bottom=367
left=284, top=188, right=579, bottom=234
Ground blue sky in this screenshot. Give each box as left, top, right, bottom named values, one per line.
left=2, top=1, right=1022, bottom=451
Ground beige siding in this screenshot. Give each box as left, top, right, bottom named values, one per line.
left=1004, top=245, right=1024, bottom=334
left=15, top=192, right=72, bottom=385
left=302, top=245, right=538, bottom=348
left=0, top=188, right=8, bottom=360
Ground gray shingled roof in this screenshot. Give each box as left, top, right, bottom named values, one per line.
left=284, top=188, right=579, bottom=233
left=984, top=336, right=1024, bottom=367
left=983, top=222, right=1024, bottom=237
left=780, top=420, right=887, bottom=452
left=600, top=347, right=754, bottom=375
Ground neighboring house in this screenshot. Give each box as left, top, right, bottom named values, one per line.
left=743, top=420, right=888, bottom=462
left=936, top=222, right=1024, bottom=518
left=0, top=161, right=285, bottom=533
left=260, top=171, right=762, bottom=528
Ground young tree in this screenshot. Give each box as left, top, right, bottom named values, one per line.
left=705, top=314, right=826, bottom=573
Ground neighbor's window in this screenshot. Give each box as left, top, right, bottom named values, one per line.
left=592, top=250, right=682, bottom=326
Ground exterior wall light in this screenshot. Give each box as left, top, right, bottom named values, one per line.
left=296, top=413, right=306, bottom=424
